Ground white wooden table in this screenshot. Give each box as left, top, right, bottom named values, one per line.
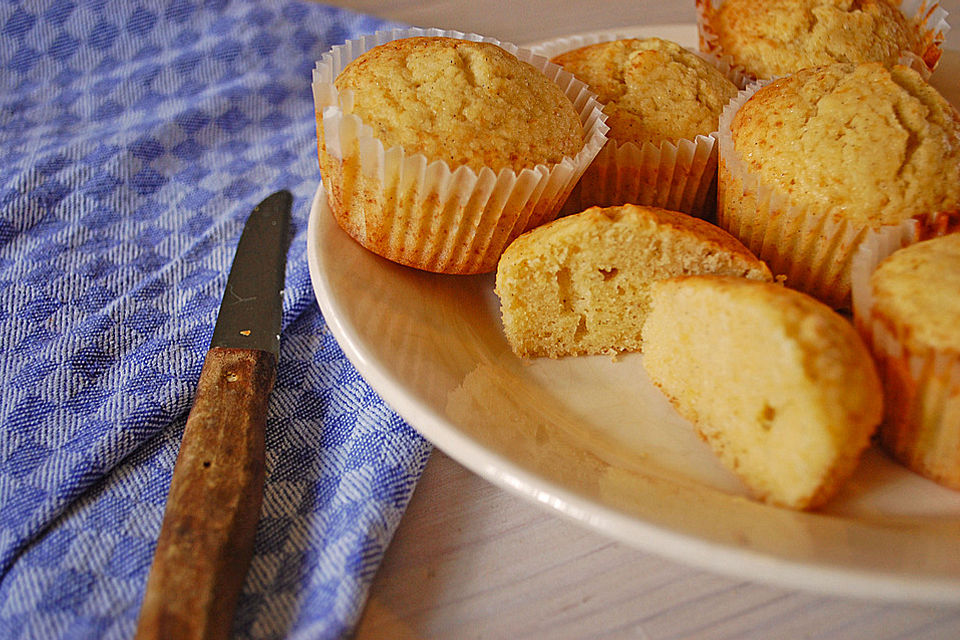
left=320, top=2, right=960, bottom=637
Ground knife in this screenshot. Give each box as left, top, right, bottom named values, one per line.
left=136, top=190, right=293, bottom=640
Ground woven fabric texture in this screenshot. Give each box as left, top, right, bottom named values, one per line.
left=0, top=0, right=431, bottom=637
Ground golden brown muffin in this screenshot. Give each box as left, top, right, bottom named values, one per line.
left=852, top=232, right=960, bottom=489
left=313, top=33, right=608, bottom=274
left=337, top=37, right=582, bottom=172
left=717, top=62, right=960, bottom=309
left=494, top=203, right=771, bottom=358
left=697, top=0, right=943, bottom=80
left=548, top=37, right=739, bottom=217
left=551, top=37, right=737, bottom=147
left=641, top=275, right=883, bottom=510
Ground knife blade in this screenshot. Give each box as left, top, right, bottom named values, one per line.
left=136, top=190, right=292, bottom=640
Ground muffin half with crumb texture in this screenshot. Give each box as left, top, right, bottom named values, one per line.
left=642, top=275, right=882, bottom=510
left=495, top=203, right=771, bottom=358
left=314, top=33, right=608, bottom=274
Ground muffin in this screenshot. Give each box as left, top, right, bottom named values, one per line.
left=312, top=29, right=608, bottom=274
left=641, top=275, right=883, bottom=510
left=852, top=231, right=960, bottom=490
left=697, top=0, right=950, bottom=81
left=494, top=203, right=771, bottom=358
left=717, top=62, right=960, bottom=309
left=542, top=37, right=739, bottom=218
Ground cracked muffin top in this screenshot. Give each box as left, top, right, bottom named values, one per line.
left=729, top=62, right=960, bottom=226
left=550, top=37, right=738, bottom=147
left=333, top=36, right=584, bottom=173
left=704, top=0, right=926, bottom=79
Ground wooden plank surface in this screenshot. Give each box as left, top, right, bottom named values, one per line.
left=322, top=0, right=697, bottom=44
left=317, top=2, right=960, bottom=637
left=357, top=450, right=960, bottom=640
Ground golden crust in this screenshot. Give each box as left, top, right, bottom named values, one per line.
left=316, top=35, right=597, bottom=275
left=551, top=37, right=737, bottom=147
left=335, top=36, right=583, bottom=173
left=871, top=234, right=960, bottom=353
left=706, top=0, right=925, bottom=79
left=729, top=63, right=960, bottom=227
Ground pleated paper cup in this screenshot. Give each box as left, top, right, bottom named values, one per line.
left=851, top=221, right=960, bottom=490
left=697, top=0, right=950, bottom=83
left=562, top=132, right=720, bottom=219
left=716, top=80, right=953, bottom=310
left=533, top=33, right=747, bottom=219
left=312, top=28, right=609, bottom=275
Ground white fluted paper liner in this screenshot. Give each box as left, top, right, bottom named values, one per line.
left=850, top=222, right=918, bottom=328
left=697, top=0, right=951, bottom=83
left=530, top=33, right=745, bottom=218
left=850, top=226, right=960, bottom=490
left=312, top=27, right=609, bottom=275
left=715, top=79, right=947, bottom=309
left=561, top=132, right=720, bottom=218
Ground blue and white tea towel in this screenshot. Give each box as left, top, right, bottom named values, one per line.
left=0, top=0, right=432, bottom=637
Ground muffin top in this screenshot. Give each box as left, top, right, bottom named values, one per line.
left=708, top=0, right=924, bottom=79
left=729, top=63, right=960, bottom=226
left=504, top=203, right=771, bottom=275
left=334, top=36, right=583, bottom=174
left=871, top=234, right=960, bottom=352
left=550, top=38, right=738, bottom=147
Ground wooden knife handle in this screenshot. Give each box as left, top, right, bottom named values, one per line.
left=136, top=347, right=277, bottom=640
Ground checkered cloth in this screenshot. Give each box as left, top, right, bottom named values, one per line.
left=0, top=0, right=432, bottom=637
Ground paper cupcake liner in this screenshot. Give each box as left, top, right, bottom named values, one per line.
left=561, top=133, right=719, bottom=219
left=716, top=80, right=854, bottom=308
left=850, top=224, right=960, bottom=490
left=312, top=27, right=609, bottom=275
left=716, top=81, right=955, bottom=310
left=531, top=33, right=744, bottom=219
left=697, top=0, right=951, bottom=82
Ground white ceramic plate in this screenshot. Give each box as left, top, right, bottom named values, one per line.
left=307, top=24, right=960, bottom=604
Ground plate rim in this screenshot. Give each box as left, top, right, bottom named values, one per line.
left=308, top=184, right=960, bottom=605
left=306, top=23, right=960, bottom=605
